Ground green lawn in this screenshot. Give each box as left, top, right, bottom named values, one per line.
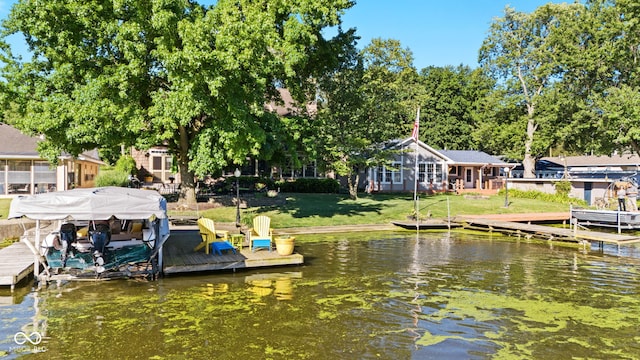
left=0, top=192, right=572, bottom=230
left=0, top=198, right=10, bottom=219
left=196, top=192, right=571, bottom=229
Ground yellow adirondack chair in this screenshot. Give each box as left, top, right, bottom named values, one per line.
left=194, top=218, right=230, bottom=255
left=249, top=215, right=273, bottom=252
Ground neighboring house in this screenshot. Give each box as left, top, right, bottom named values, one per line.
left=509, top=154, right=640, bottom=205
left=0, top=123, right=103, bottom=196
left=130, top=88, right=326, bottom=184
left=131, top=147, right=179, bottom=185
left=366, top=137, right=512, bottom=195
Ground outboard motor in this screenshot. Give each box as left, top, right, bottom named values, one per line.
left=59, top=223, right=77, bottom=267
left=90, top=222, right=111, bottom=270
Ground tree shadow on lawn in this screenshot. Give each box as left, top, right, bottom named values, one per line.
left=260, top=194, right=388, bottom=219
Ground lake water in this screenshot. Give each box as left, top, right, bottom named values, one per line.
left=2, top=231, right=640, bottom=359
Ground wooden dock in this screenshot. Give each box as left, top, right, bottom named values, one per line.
left=0, top=241, right=35, bottom=291
left=461, top=212, right=570, bottom=223
left=391, top=220, right=460, bottom=230
left=161, top=229, right=304, bottom=275
left=456, top=216, right=640, bottom=246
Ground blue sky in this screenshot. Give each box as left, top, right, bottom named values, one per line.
left=0, top=0, right=559, bottom=69
left=340, top=1, right=563, bottom=69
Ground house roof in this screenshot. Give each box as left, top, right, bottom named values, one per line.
left=264, top=88, right=317, bottom=117
left=0, top=123, right=41, bottom=158
left=0, top=123, right=103, bottom=163
left=439, top=150, right=509, bottom=166
left=542, top=154, right=640, bottom=167
left=393, top=137, right=511, bottom=166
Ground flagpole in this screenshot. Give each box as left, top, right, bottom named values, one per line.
left=412, top=107, right=420, bottom=226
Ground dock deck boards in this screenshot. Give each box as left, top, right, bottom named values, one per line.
left=0, top=242, right=35, bottom=290
left=461, top=212, right=570, bottom=223
left=161, top=229, right=303, bottom=275
left=456, top=216, right=640, bottom=245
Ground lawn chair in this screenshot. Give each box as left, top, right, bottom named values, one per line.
left=249, top=215, right=273, bottom=252
left=194, top=218, right=233, bottom=255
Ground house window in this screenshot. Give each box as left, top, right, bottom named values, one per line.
left=426, top=163, right=435, bottom=183
left=149, top=149, right=174, bottom=182
left=34, top=161, right=56, bottom=193
left=418, top=163, right=426, bottom=183
left=374, top=162, right=402, bottom=184
left=417, top=163, right=444, bottom=184
left=391, top=162, right=402, bottom=184
left=7, top=160, right=31, bottom=194
left=376, top=166, right=383, bottom=183
left=303, top=162, right=317, bottom=178
left=0, top=160, right=5, bottom=194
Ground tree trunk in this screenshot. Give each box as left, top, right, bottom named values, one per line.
left=177, top=159, right=196, bottom=205
left=177, top=124, right=196, bottom=205
left=522, top=109, right=537, bottom=178
left=347, top=172, right=359, bottom=200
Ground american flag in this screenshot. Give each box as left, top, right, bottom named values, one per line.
left=411, top=107, right=420, bottom=141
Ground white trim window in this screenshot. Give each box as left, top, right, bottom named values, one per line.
left=418, top=163, right=426, bottom=183
left=375, top=162, right=402, bottom=184
left=427, top=163, right=435, bottom=183
left=419, top=162, right=444, bottom=184
left=435, top=164, right=443, bottom=182
left=149, top=149, right=175, bottom=182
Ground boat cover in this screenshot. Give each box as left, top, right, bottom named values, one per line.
left=9, top=186, right=168, bottom=221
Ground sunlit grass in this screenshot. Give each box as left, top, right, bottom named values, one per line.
left=0, top=192, right=571, bottom=231
left=196, top=192, right=571, bottom=229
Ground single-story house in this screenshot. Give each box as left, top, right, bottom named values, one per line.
left=365, top=137, right=513, bottom=195
left=0, top=123, right=103, bottom=196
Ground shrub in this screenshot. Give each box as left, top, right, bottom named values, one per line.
left=553, top=180, right=572, bottom=197
left=95, top=169, right=130, bottom=187
left=499, top=188, right=587, bottom=206
left=213, top=176, right=277, bottom=194
left=115, top=155, right=137, bottom=174
left=276, top=178, right=339, bottom=193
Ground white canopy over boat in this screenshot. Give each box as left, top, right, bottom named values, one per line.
left=9, top=186, right=168, bottom=221
left=10, top=187, right=171, bottom=280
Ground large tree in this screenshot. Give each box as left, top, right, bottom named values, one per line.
left=314, top=38, right=421, bottom=199
left=418, top=65, right=494, bottom=150
left=556, top=0, right=640, bottom=156
left=479, top=3, right=584, bottom=177
left=0, top=0, right=353, bottom=203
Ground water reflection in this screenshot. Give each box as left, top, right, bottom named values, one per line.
left=0, top=286, right=47, bottom=358
left=2, top=232, right=640, bottom=359
left=245, top=272, right=301, bottom=301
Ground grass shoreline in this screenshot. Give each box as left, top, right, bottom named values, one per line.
left=0, top=192, right=575, bottom=246
left=184, top=192, right=573, bottom=229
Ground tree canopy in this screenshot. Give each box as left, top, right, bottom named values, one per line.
left=0, top=0, right=354, bottom=203
left=3, top=0, right=640, bottom=200
left=479, top=0, right=640, bottom=171
left=314, top=38, right=422, bottom=199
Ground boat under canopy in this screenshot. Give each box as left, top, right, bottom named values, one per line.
left=9, top=187, right=170, bottom=281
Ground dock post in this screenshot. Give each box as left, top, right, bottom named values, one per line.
left=34, top=220, right=40, bottom=279
left=447, top=197, right=451, bottom=230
